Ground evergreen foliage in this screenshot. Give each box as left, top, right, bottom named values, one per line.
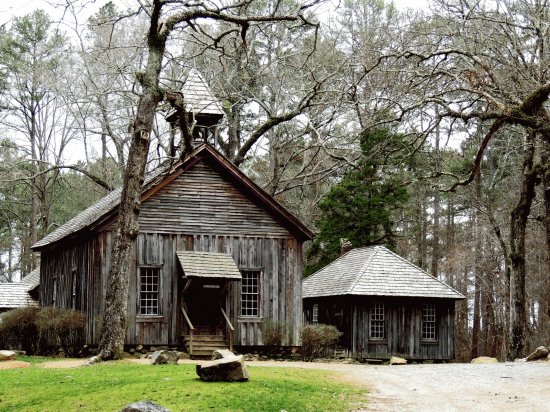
left=305, top=129, right=410, bottom=276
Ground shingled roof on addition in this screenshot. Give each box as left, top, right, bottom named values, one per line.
left=32, top=144, right=313, bottom=251
left=303, top=246, right=464, bottom=299
left=0, top=268, right=40, bottom=310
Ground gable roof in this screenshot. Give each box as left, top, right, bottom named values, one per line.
left=303, top=246, right=464, bottom=300
left=0, top=282, right=39, bottom=310
left=32, top=144, right=313, bottom=251
left=176, top=251, right=242, bottom=280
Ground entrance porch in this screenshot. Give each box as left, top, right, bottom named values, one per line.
left=177, top=251, right=241, bottom=358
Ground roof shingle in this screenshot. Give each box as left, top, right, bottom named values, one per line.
left=303, top=246, right=464, bottom=299
left=0, top=283, right=39, bottom=309
left=176, top=251, right=241, bottom=279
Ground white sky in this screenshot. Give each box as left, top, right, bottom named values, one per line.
left=1, top=0, right=430, bottom=26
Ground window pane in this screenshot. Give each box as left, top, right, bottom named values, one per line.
left=139, top=267, right=160, bottom=316
left=312, top=303, right=319, bottom=324
left=370, top=302, right=385, bottom=339
left=422, top=304, right=436, bottom=340
left=241, top=270, right=260, bottom=317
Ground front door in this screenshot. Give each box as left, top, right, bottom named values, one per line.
left=186, top=280, right=223, bottom=334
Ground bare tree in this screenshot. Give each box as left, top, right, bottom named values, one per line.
left=96, top=0, right=321, bottom=361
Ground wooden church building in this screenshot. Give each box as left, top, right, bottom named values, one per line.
left=303, top=246, right=464, bottom=361
left=31, top=71, right=313, bottom=356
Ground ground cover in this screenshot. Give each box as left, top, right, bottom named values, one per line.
left=0, top=359, right=366, bottom=411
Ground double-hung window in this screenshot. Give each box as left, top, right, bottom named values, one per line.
left=241, top=270, right=260, bottom=317
left=312, top=303, right=319, bottom=324
left=139, top=267, right=160, bottom=316
left=422, top=303, right=437, bottom=341
left=369, top=302, right=385, bottom=340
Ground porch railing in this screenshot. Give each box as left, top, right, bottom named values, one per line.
left=220, top=307, right=234, bottom=352
left=181, top=306, right=195, bottom=354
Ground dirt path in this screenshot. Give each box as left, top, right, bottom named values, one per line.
left=239, top=360, right=550, bottom=412
left=25, top=357, right=550, bottom=411
left=0, top=360, right=31, bottom=370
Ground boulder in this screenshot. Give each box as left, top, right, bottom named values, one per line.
left=151, top=350, right=181, bottom=365
left=389, top=356, right=407, bottom=365
left=471, top=356, right=498, bottom=364
left=526, top=346, right=549, bottom=362
left=212, top=349, right=235, bottom=360
left=0, top=350, right=16, bottom=361
left=120, top=401, right=170, bottom=412
left=196, top=355, right=249, bottom=382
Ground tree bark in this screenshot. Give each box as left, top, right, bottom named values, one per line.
left=508, top=132, right=538, bottom=360
left=471, top=169, right=482, bottom=359
left=431, top=122, right=441, bottom=277
left=540, top=135, right=550, bottom=329
left=98, top=1, right=166, bottom=360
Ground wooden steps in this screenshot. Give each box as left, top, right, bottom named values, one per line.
left=183, top=333, right=228, bottom=358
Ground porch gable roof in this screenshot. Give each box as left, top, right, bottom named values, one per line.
left=176, top=251, right=242, bottom=280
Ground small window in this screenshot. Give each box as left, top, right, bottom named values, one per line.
left=422, top=303, right=437, bottom=340
left=241, top=270, right=260, bottom=317
left=71, top=269, right=78, bottom=310
left=52, top=277, right=58, bottom=308
left=369, top=302, right=385, bottom=340
left=312, top=304, right=319, bottom=324
left=139, top=267, right=160, bottom=316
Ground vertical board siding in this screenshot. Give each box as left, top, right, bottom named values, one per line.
left=304, top=297, right=457, bottom=360
left=41, top=231, right=303, bottom=347
left=39, top=157, right=307, bottom=348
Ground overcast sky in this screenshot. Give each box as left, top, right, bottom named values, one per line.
left=1, top=0, right=430, bottom=27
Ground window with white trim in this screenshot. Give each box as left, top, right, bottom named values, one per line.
left=369, top=302, right=385, bottom=340
left=139, top=267, right=160, bottom=316
left=241, top=270, right=260, bottom=317
left=312, top=303, right=319, bottom=324
left=422, top=303, right=437, bottom=340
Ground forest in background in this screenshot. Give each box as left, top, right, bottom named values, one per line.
left=0, top=0, right=548, bottom=362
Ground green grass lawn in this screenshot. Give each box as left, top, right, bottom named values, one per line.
left=0, top=360, right=366, bottom=411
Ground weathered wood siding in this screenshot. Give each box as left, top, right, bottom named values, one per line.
left=39, top=157, right=304, bottom=347
left=39, top=235, right=104, bottom=345
left=304, top=296, right=456, bottom=360
left=138, top=161, right=291, bottom=238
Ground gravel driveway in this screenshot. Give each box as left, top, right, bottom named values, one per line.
left=244, top=360, right=550, bottom=411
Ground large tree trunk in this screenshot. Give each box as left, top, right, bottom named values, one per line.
left=540, top=135, right=550, bottom=335
left=508, top=132, right=538, bottom=360
left=431, top=123, right=441, bottom=277
left=97, top=2, right=166, bottom=360
left=471, top=169, right=482, bottom=359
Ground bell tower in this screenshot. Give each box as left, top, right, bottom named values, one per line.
left=165, top=69, right=225, bottom=148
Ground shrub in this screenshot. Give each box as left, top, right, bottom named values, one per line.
left=36, top=307, right=86, bottom=357
left=0, top=307, right=86, bottom=356
left=56, top=309, right=86, bottom=357
left=300, top=324, right=341, bottom=362
left=260, top=319, right=287, bottom=347
left=0, top=307, right=40, bottom=353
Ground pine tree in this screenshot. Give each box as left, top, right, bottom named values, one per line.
left=305, top=129, right=410, bottom=276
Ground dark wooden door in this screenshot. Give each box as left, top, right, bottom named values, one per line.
left=187, top=281, right=222, bottom=333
